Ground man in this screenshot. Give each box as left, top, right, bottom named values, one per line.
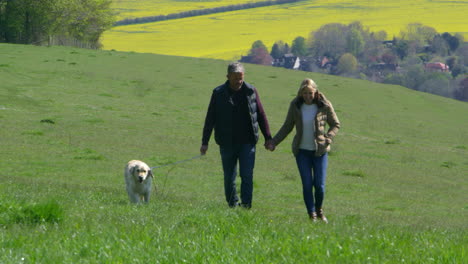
left=200, top=62, right=272, bottom=208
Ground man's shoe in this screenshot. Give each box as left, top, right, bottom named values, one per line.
left=240, top=203, right=251, bottom=209
left=317, top=208, right=328, bottom=224
left=309, top=212, right=318, bottom=221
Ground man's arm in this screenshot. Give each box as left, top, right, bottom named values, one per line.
left=201, top=92, right=216, bottom=154
left=254, top=88, right=272, bottom=142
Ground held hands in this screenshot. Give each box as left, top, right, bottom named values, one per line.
left=202, top=141, right=275, bottom=154
left=200, top=144, right=208, bottom=155
left=264, top=140, right=276, bottom=151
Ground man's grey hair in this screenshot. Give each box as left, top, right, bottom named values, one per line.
left=227, top=62, right=245, bottom=74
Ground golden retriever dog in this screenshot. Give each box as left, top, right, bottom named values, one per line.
left=124, top=160, right=153, bottom=203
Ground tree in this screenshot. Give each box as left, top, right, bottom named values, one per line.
left=445, top=57, right=465, bottom=79
left=291, top=36, right=307, bottom=57
left=348, top=21, right=365, bottom=32
left=402, top=55, right=423, bottom=68
left=454, top=77, right=468, bottom=101
left=373, top=30, right=387, bottom=41
left=270, top=40, right=287, bottom=59
left=400, top=23, right=437, bottom=46
left=64, top=0, right=115, bottom=45
left=0, top=0, right=115, bottom=47
left=346, top=28, right=364, bottom=57
left=456, top=45, right=468, bottom=66
left=446, top=57, right=457, bottom=70
left=393, top=38, right=409, bottom=59
left=310, top=23, right=348, bottom=60
left=0, top=0, right=56, bottom=43
left=430, top=34, right=449, bottom=56
left=284, top=43, right=291, bottom=54
left=442, top=32, right=460, bottom=52
left=337, top=53, right=358, bottom=75
left=404, top=65, right=426, bottom=90
left=246, top=40, right=272, bottom=65
left=381, top=52, right=397, bottom=65
left=361, top=32, right=387, bottom=65
left=417, top=72, right=452, bottom=97
left=383, top=73, right=406, bottom=86
left=250, top=40, right=268, bottom=51
left=450, top=64, right=465, bottom=79
left=249, top=47, right=273, bottom=66
left=0, top=0, right=6, bottom=41
left=398, top=23, right=437, bottom=56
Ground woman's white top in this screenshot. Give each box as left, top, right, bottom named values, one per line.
left=299, top=103, right=318, bottom=151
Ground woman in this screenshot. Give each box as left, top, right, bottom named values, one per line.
left=268, top=79, right=340, bottom=222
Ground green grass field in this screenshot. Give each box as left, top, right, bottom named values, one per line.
left=0, top=43, right=467, bottom=263
left=102, top=0, right=468, bottom=59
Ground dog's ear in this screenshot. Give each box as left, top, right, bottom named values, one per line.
left=148, top=169, right=154, bottom=178
left=130, top=166, right=136, bottom=175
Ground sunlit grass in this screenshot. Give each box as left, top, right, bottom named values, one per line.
left=0, top=43, right=467, bottom=263
left=103, top=0, right=468, bottom=60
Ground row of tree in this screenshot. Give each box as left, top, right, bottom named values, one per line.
left=115, top=0, right=302, bottom=26
left=0, top=0, right=115, bottom=48
left=241, top=22, right=468, bottom=101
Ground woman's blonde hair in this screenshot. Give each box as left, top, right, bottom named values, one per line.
left=297, top=78, right=318, bottom=97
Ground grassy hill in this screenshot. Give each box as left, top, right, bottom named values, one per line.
left=102, top=0, right=468, bottom=59
left=0, top=43, right=467, bottom=263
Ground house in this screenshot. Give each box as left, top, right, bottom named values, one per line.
left=273, top=53, right=301, bottom=70
left=319, top=56, right=331, bottom=68
left=240, top=55, right=253, bottom=63
left=382, top=40, right=395, bottom=46
left=425, top=62, right=450, bottom=72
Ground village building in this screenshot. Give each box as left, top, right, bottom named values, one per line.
left=272, top=53, right=301, bottom=70
left=425, top=62, right=450, bottom=72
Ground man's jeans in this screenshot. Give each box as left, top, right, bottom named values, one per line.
left=295, top=149, right=328, bottom=214
left=219, top=144, right=256, bottom=207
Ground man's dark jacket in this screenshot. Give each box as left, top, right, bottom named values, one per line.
left=202, top=81, right=272, bottom=146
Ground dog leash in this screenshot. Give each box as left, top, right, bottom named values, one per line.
left=150, top=155, right=203, bottom=170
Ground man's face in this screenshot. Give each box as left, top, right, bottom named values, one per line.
left=227, top=72, right=244, bottom=91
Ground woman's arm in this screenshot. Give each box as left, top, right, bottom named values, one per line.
left=325, top=101, right=341, bottom=142
left=272, top=101, right=296, bottom=146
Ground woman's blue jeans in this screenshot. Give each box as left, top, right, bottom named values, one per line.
left=219, top=144, right=256, bottom=207
left=295, top=149, right=328, bottom=214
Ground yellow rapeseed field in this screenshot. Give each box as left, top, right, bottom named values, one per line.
left=103, top=0, right=468, bottom=60
left=112, top=0, right=258, bottom=19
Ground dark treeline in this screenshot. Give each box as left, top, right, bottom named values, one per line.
left=0, top=0, right=115, bottom=48
left=241, top=22, right=468, bottom=102
left=115, top=0, right=303, bottom=26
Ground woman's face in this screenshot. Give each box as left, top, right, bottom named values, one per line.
left=302, top=87, right=316, bottom=105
